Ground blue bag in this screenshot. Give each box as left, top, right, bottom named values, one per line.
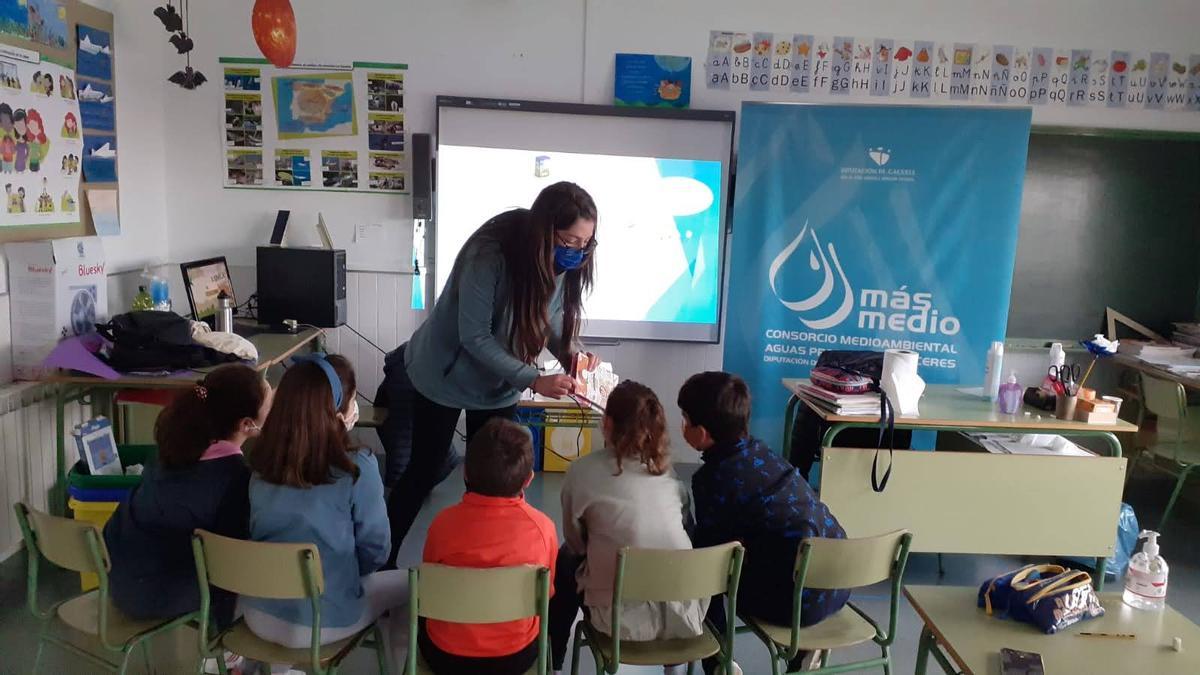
left=1064, top=502, right=1140, bottom=579
left=979, top=564, right=1104, bottom=634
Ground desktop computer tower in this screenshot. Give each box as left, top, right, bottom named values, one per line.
left=257, top=246, right=347, bottom=327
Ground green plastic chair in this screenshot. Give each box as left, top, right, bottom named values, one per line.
left=191, top=529, right=389, bottom=675
left=12, top=502, right=198, bottom=674
left=406, top=563, right=551, bottom=675
left=1132, top=373, right=1200, bottom=530
left=740, top=530, right=912, bottom=675
left=571, top=541, right=746, bottom=675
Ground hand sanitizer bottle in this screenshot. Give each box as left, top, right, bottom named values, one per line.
left=1124, top=530, right=1168, bottom=610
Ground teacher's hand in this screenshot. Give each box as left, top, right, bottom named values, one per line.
left=532, top=374, right=575, bottom=399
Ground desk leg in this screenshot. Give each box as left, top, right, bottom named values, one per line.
left=914, top=625, right=934, bottom=675
left=1095, top=557, right=1107, bottom=591
left=782, top=395, right=800, bottom=457
left=53, top=384, right=67, bottom=517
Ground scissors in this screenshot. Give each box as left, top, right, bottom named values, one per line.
left=1049, top=364, right=1082, bottom=394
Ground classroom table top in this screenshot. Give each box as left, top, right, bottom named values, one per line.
left=783, top=380, right=1138, bottom=435
left=1113, top=352, right=1200, bottom=391
left=905, top=585, right=1200, bottom=675
left=42, top=326, right=322, bottom=387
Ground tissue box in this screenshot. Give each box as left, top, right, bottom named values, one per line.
left=7, top=237, right=108, bottom=380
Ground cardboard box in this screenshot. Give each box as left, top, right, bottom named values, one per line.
left=7, top=237, right=108, bottom=380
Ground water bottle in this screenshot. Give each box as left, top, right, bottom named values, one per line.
left=215, top=291, right=234, bottom=333
left=150, top=277, right=171, bottom=312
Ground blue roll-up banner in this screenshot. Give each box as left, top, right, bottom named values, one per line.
left=724, top=103, right=1032, bottom=444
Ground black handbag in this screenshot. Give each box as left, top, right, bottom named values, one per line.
left=808, top=350, right=899, bottom=492
left=96, top=311, right=236, bottom=372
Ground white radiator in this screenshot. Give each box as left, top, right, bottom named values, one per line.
left=0, top=383, right=89, bottom=561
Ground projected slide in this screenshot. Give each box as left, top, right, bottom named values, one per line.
left=437, top=145, right=723, bottom=327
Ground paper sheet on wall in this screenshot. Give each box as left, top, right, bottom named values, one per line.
left=0, top=44, right=82, bottom=227
left=219, top=58, right=408, bottom=193
left=706, top=30, right=1200, bottom=114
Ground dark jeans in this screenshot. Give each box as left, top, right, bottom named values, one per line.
left=384, top=385, right=516, bottom=566
left=418, top=620, right=538, bottom=675
left=548, top=546, right=585, bottom=670
left=376, top=345, right=416, bottom=487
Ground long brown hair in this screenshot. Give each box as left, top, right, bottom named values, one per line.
left=606, top=380, right=670, bottom=476
left=249, top=354, right=358, bottom=487
left=155, top=364, right=267, bottom=469
left=468, top=182, right=597, bottom=363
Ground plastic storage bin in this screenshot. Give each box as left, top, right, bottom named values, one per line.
left=69, top=498, right=120, bottom=591
left=66, top=445, right=154, bottom=590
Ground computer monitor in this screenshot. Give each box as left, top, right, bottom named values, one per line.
left=181, top=257, right=236, bottom=322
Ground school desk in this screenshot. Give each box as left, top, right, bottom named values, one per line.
left=781, top=380, right=1138, bottom=458
left=906, top=585, right=1200, bottom=675
left=42, top=326, right=322, bottom=515
left=1113, top=353, right=1200, bottom=392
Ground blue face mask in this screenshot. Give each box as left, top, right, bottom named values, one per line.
left=554, top=245, right=587, bottom=271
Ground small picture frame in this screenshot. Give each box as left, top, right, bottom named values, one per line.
left=79, top=418, right=121, bottom=476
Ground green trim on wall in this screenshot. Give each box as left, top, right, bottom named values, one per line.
left=352, top=61, right=407, bottom=70
left=1032, top=125, right=1200, bottom=143
left=219, top=57, right=270, bottom=65
left=224, top=185, right=410, bottom=196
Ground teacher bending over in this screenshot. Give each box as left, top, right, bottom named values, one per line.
left=382, top=181, right=597, bottom=564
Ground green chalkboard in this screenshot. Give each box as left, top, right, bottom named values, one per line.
left=1007, top=127, right=1200, bottom=339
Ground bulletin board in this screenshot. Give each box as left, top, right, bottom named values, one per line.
left=218, top=57, right=408, bottom=194
left=0, top=0, right=90, bottom=244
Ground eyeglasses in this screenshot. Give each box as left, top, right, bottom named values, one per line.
left=555, top=233, right=598, bottom=253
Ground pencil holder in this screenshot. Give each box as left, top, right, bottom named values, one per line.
left=1055, top=394, right=1078, bottom=421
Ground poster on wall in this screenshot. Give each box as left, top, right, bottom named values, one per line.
left=0, top=45, right=82, bottom=227
left=614, top=53, right=692, bottom=107
left=705, top=30, right=1200, bottom=114
left=219, top=58, right=407, bottom=193
left=722, top=104, right=1031, bottom=441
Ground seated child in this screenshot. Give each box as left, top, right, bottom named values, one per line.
left=678, top=371, right=851, bottom=674
left=242, top=354, right=407, bottom=651
left=421, top=418, right=557, bottom=675
left=104, top=364, right=272, bottom=627
left=549, top=380, right=704, bottom=675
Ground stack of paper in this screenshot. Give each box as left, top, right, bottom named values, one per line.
left=1134, top=344, right=1197, bottom=362
left=1172, top=323, right=1200, bottom=348
left=968, top=433, right=1095, bottom=457
left=792, top=379, right=881, bottom=416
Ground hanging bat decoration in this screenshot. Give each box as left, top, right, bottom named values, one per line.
left=154, top=2, right=204, bottom=89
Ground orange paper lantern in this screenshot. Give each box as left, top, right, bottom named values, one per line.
left=251, top=0, right=297, bottom=68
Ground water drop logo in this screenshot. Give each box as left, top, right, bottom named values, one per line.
left=868, top=147, right=891, bottom=166
left=768, top=220, right=855, bottom=329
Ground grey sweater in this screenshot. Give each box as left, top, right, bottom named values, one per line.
left=406, top=211, right=568, bottom=409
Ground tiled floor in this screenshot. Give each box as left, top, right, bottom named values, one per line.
left=2, top=463, right=1198, bottom=674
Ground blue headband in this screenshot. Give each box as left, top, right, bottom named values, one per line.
left=291, top=353, right=343, bottom=410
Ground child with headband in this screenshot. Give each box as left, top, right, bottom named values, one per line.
left=242, top=353, right=406, bottom=660
left=104, top=363, right=272, bottom=627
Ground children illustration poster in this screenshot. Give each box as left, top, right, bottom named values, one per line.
left=614, top=53, right=692, bottom=108
left=219, top=58, right=408, bottom=193
left=0, top=50, right=81, bottom=226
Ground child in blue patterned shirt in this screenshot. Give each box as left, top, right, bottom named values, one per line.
left=679, top=371, right=850, bottom=674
